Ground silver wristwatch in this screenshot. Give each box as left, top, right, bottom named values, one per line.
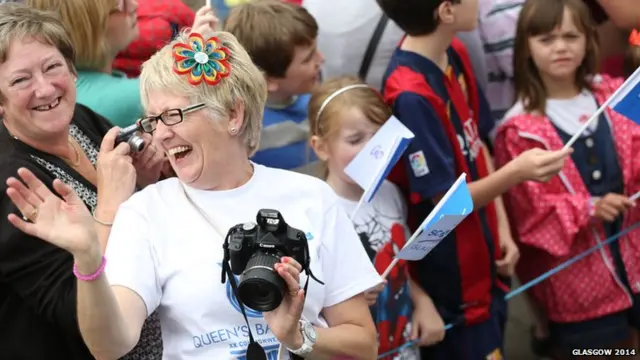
left=287, top=319, right=316, bottom=356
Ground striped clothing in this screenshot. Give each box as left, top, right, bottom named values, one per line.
left=477, top=0, right=524, bottom=121
left=250, top=94, right=319, bottom=175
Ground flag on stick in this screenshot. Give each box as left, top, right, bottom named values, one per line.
left=382, top=174, right=473, bottom=278
left=344, top=115, right=414, bottom=217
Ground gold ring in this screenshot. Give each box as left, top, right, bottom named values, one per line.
left=23, top=207, right=38, bottom=222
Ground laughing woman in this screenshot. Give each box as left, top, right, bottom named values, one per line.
left=27, top=0, right=143, bottom=128
left=0, top=3, right=165, bottom=359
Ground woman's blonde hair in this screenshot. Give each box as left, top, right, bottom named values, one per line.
left=0, top=3, right=75, bottom=101
left=308, top=76, right=391, bottom=178
left=139, top=30, right=267, bottom=156
left=27, top=0, right=115, bottom=71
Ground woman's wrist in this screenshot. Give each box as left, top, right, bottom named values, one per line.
left=93, top=203, right=119, bottom=224
left=282, top=322, right=304, bottom=350
left=74, top=255, right=107, bottom=281
left=73, top=242, right=103, bottom=276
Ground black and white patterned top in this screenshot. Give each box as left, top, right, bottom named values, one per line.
left=0, top=104, right=162, bottom=360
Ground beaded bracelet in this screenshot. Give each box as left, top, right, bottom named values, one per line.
left=73, top=256, right=107, bottom=282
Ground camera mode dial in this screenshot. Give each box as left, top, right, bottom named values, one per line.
left=242, top=222, right=257, bottom=232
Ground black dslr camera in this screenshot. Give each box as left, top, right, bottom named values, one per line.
left=115, top=122, right=146, bottom=152
left=225, top=209, right=310, bottom=312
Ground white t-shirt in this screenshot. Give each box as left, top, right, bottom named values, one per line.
left=546, top=90, right=600, bottom=136
left=499, top=89, right=600, bottom=137
left=105, top=164, right=382, bottom=360
left=336, top=181, right=419, bottom=360
left=302, top=0, right=404, bottom=90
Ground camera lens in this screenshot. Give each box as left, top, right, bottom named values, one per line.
left=128, top=135, right=146, bottom=152
left=237, top=252, right=286, bottom=312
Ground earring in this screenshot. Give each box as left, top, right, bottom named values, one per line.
left=229, top=127, right=237, bottom=135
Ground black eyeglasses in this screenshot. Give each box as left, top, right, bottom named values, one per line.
left=138, top=103, right=206, bottom=133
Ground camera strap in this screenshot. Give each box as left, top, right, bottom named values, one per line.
left=222, top=250, right=267, bottom=360
left=181, top=184, right=267, bottom=360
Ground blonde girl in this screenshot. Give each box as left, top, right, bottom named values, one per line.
left=309, top=76, right=446, bottom=359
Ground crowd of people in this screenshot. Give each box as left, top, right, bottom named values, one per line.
left=0, top=0, right=639, bottom=360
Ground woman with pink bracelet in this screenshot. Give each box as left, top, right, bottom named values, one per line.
left=4, top=27, right=381, bottom=360
left=0, top=3, right=166, bottom=359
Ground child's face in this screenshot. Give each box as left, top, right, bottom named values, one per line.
left=326, top=107, right=381, bottom=185
left=271, top=40, right=324, bottom=97
left=528, top=8, right=587, bottom=85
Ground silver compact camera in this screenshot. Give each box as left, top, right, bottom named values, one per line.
left=115, top=123, right=146, bottom=152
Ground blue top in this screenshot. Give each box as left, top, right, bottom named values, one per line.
left=76, top=70, right=142, bottom=128
left=553, top=115, right=623, bottom=198
left=250, top=94, right=317, bottom=171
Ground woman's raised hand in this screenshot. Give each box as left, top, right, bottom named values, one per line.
left=6, top=168, right=98, bottom=256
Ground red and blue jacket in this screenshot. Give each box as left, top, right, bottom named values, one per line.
left=382, top=38, right=504, bottom=326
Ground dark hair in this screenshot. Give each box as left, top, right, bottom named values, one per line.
left=376, top=0, right=460, bottom=36
left=513, top=0, right=599, bottom=114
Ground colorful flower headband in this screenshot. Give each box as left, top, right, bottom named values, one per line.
left=630, top=29, right=640, bottom=46
left=172, top=33, right=231, bottom=86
